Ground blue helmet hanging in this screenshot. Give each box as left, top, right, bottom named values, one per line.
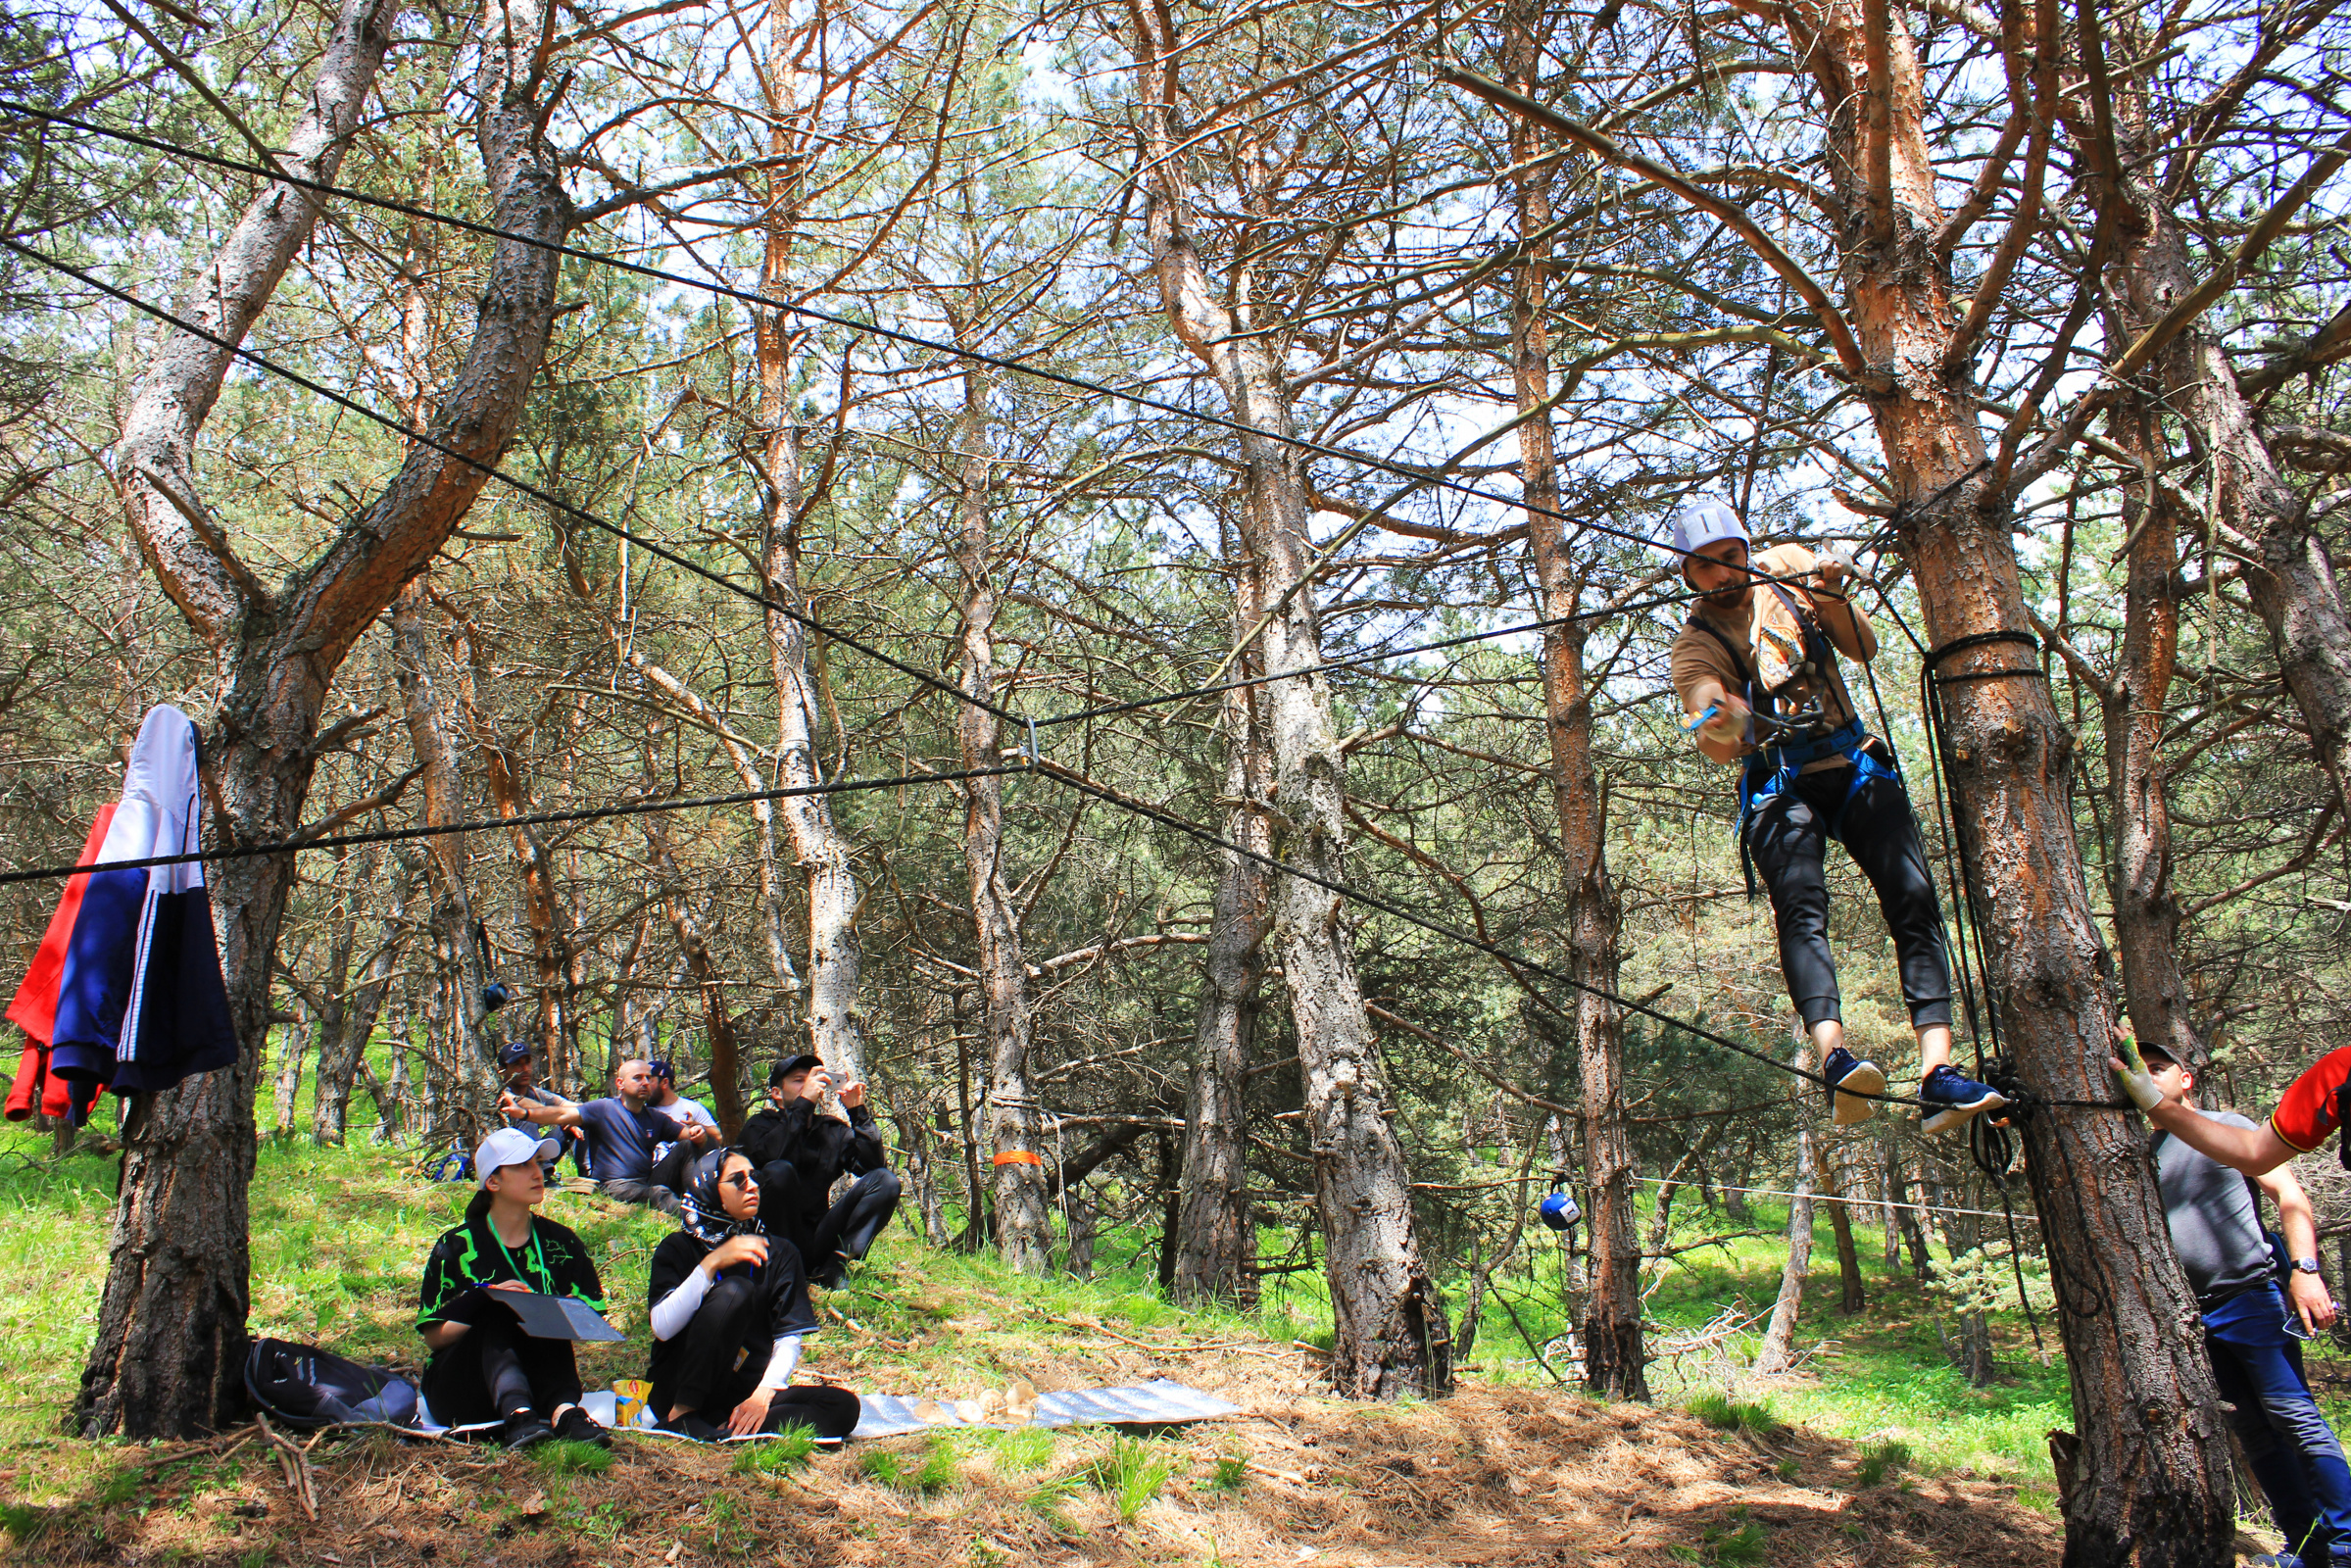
left=1539, top=1190, right=1581, bottom=1233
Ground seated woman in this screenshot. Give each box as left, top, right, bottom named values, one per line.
left=416, top=1127, right=612, bottom=1449
left=646, top=1148, right=861, bottom=1442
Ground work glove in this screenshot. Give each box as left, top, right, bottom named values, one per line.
left=2110, top=1035, right=2164, bottom=1112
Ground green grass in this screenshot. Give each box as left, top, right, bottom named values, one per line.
left=730, top=1426, right=822, bottom=1475
left=1669, top=1511, right=1770, bottom=1566
left=1689, top=1392, right=1779, bottom=1436
left=1085, top=1435, right=1173, bottom=1522
left=1854, top=1439, right=1911, bottom=1488
left=1202, top=1451, right=1248, bottom=1492
left=989, top=1426, right=1055, bottom=1477
left=532, top=1439, right=612, bottom=1475
left=859, top=1434, right=958, bottom=1495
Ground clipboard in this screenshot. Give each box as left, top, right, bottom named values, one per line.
left=487, top=1290, right=626, bottom=1342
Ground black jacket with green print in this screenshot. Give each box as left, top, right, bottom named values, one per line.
left=416, top=1213, right=607, bottom=1333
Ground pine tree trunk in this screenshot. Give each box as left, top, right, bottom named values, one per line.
left=1126, top=0, right=1449, bottom=1397
left=1500, top=0, right=1641, bottom=1399
left=952, top=348, right=1051, bottom=1275
left=1757, top=1048, right=1816, bottom=1376
left=1818, top=1141, right=1866, bottom=1315
left=313, top=863, right=406, bottom=1147
left=1173, top=593, right=1273, bottom=1304
left=751, top=30, right=870, bottom=1076
left=645, top=832, right=747, bottom=1137
left=82, top=0, right=566, bottom=1436
left=392, top=584, right=502, bottom=1139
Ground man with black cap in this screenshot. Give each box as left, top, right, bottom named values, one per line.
left=498, top=1040, right=573, bottom=1175
left=2124, top=1036, right=2351, bottom=1568
left=1667, top=497, right=2006, bottom=1136
left=738, top=1054, right=900, bottom=1287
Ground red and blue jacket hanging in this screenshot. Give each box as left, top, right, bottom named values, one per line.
left=9, top=705, right=237, bottom=1114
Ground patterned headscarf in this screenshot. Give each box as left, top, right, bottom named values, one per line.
left=678, top=1147, right=764, bottom=1244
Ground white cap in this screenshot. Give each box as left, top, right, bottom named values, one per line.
left=1667, top=499, right=1748, bottom=575
left=474, top=1125, right=561, bottom=1189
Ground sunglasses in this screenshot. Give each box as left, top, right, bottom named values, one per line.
left=720, top=1172, right=756, bottom=1190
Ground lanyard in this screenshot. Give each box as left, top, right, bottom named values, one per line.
left=487, top=1219, right=549, bottom=1291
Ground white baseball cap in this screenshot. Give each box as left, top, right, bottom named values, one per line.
left=474, top=1125, right=561, bottom=1189
left=1667, top=499, right=1749, bottom=576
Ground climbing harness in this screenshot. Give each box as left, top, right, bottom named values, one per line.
left=1686, top=578, right=1903, bottom=897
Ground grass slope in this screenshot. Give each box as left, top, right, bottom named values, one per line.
left=0, top=1118, right=2260, bottom=1565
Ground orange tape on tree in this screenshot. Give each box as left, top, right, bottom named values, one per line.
left=992, top=1151, right=1044, bottom=1165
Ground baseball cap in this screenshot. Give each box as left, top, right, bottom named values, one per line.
left=1666, top=499, right=1748, bottom=580
left=497, top=1039, right=532, bottom=1068
left=768, top=1054, right=824, bottom=1086
left=474, top=1125, right=561, bottom=1188
left=649, top=1059, right=674, bottom=1082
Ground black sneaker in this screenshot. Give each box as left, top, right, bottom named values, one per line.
left=1921, top=1063, right=2009, bottom=1134
left=551, top=1404, right=611, bottom=1448
left=498, top=1410, right=554, bottom=1450
left=1823, top=1046, right=1885, bottom=1125
left=658, top=1411, right=723, bottom=1443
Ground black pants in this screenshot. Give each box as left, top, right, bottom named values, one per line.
left=649, top=1276, right=859, bottom=1439
left=1744, top=763, right=1953, bottom=1031
left=422, top=1312, right=581, bottom=1428
left=756, top=1164, right=902, bottom=1271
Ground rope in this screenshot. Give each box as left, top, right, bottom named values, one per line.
left=3, top=237, right=1812, bottom=747
left=2, top=237, right=1933, bottom=1119
left=1027, top=758, right=1936, bottom=1111
left=1631, top=1172, right=2037, bottom=1223
left=0, top=764, right=1025, bottom=888
left=9, top=104, right=1830, bottom=601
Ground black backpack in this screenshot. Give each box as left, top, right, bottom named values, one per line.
left=244, top=1339, right=420, bottom=1430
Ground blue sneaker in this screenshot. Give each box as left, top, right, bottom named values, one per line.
left=1823, top=1046, right=1885, bottom=1125
left=1920, top=1063, right=2009, bottom=1134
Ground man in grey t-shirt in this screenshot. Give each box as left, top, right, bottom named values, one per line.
left=2145, top=1040, right=2351, bottom=1568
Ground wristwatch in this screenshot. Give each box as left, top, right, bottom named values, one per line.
left=2293, top=1258, right=2325, bottom=1275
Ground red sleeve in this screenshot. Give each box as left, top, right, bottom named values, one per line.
left=2270, top=1047, right=2351, bottom=1153
left=4, top=807, right=117, bottom=1046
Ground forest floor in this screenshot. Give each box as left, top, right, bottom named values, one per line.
left=0, top=1125, right=2288, bottom=1566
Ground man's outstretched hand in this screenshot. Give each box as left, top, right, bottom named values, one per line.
left=2108, top=1035, right=2168, bottom=1113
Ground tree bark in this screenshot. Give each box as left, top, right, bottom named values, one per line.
left=1818, top=1140, right=1866, bottom=1315
left=952, top=346, right=1051, bottom=1275
left=752, top=20, right=866, bottom=1080
left=1501, top=0, right=1641, bottom=1401
left=645, top=824, right=747, bottom=1137
left=1126, top=0, right=1449, bottom=1397
left=1786, top=0, right=2231, bottom=1552
left=1173, top=592, right=1273, bottom=1305
left=313, top=854, right=408, bottom=1146
left=82, top=0, right=568, bottom=1437
left=1757, top=1045, right=1816, bottom=1375
left=391, top=583, right=502, bottom=1141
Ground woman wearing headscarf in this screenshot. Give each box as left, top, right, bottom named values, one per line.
left=645, top=1147, right=862, bottom=1442
left=416, top=1127, right=612, bottom=1448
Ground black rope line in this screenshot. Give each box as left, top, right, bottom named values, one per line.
left=0, top=764, right=1027, bottom=889
left=7, top=102, right=1821, bottom=598
left=1027, top=758, right=1939, bottom=1111
left=1, top=235, right=1023, bottom=730
left=8, top=231, right=1801, bottom=751
left=5, top=238, right=1963, bottom=1118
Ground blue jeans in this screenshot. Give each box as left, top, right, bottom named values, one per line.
left=2204, top=1281, right=2351, bottom=1563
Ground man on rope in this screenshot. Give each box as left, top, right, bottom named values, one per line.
left=1667, top=499, right=2007, bottom=1133
left=2134, top=1039, right=2351, bottom=1568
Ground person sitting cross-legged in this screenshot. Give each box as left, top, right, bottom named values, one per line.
left=415, top=1127, right=612, bottom=1450
left=739, top=1054, right=901, bottom=1288
left=2134, top=1039, right=2351, bottom=1568
left=645, top=1147, right=862, bottom=1443
left=505, top=1056, right=710, bottom=1214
